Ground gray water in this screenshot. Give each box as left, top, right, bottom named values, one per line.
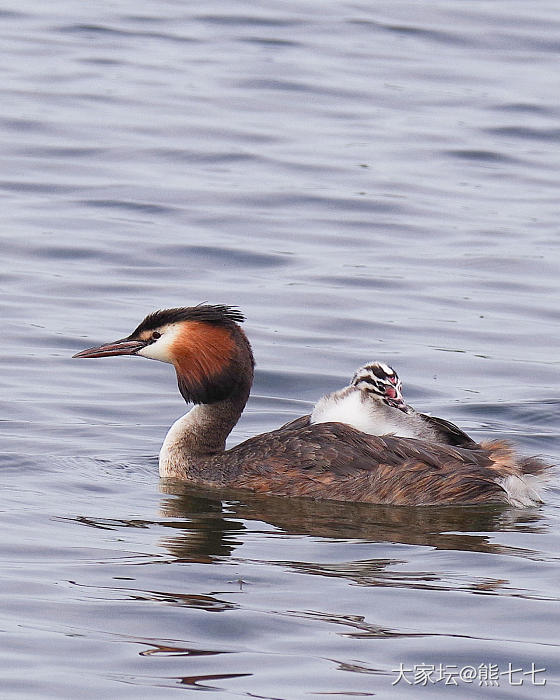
left=2, top=1, right=560, bottom=697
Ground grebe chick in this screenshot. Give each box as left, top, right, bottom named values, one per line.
left=73, top=304, right=551, bottom=507
left=311, top=362, right=479, bottom=449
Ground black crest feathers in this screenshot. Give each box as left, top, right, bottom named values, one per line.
left=130, top=304, right=245, bottom=337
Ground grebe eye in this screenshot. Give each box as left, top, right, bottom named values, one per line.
left=151, top=331, right=161, bottom=340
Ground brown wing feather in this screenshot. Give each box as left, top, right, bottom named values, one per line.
left=419, top=413, right=480, bottom=449
left=216, top=422, right=550, bottom=506
left=278, top=410, right=479, bottom=449
left=275, top=414, right=311, bottom=432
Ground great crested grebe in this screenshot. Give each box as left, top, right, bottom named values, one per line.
left=311, top=361, right=479, bottom=449
left=73, top=304, right=551, bottom=507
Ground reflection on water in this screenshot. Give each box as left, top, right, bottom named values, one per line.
left=156, top=484, right=555, bottom=601
left=159, top=483, right=547, bottom=554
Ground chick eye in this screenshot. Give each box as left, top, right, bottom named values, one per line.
left=151, top=331, right=161, bottom=340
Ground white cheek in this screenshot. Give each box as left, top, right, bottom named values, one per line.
left=137, top=324, right=180, bottom=364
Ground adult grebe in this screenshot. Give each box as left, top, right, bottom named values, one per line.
left=312, top=361, right=479, bottom=448
left=73, top=304, right=550, bottom=507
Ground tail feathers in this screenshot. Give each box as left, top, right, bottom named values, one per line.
left=482, top=440, right=554, bottom=507
left=498, top=473, right=548, bottom=507
left=518, top=455, right=552, bottom=477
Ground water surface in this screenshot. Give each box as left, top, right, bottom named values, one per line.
left=1, top=1, right=559, bottom=697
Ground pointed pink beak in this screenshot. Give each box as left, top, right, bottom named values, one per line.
left=384, top=385, right=408, bottom=412
left=73, top=339, right=146, bottom=359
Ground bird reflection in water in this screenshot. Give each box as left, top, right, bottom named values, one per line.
left=158, top=480, right=546, bottom=593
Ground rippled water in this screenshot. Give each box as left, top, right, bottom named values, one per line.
left=2, top=1, right=559, bottom=697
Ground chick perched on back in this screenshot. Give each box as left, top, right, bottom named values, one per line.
left=311, top=361, right=478, bottom=448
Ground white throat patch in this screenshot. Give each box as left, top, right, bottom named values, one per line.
left=136, top=323, right=182, bottom=364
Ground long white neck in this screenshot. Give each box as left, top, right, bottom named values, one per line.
left=159, top=391, right=248, bottom=479
left=155, top=321, right=254, bottom=479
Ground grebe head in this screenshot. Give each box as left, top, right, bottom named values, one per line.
left=351, top=361, right=408, bottom=412
left=73, top=304, right=254, bottom=405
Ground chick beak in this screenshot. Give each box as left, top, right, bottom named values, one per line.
left=72, top=338, right=146, bottom=359
left=387, top=397, right=409, bottom=413
left=384, top=386, right=408, bottom=413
